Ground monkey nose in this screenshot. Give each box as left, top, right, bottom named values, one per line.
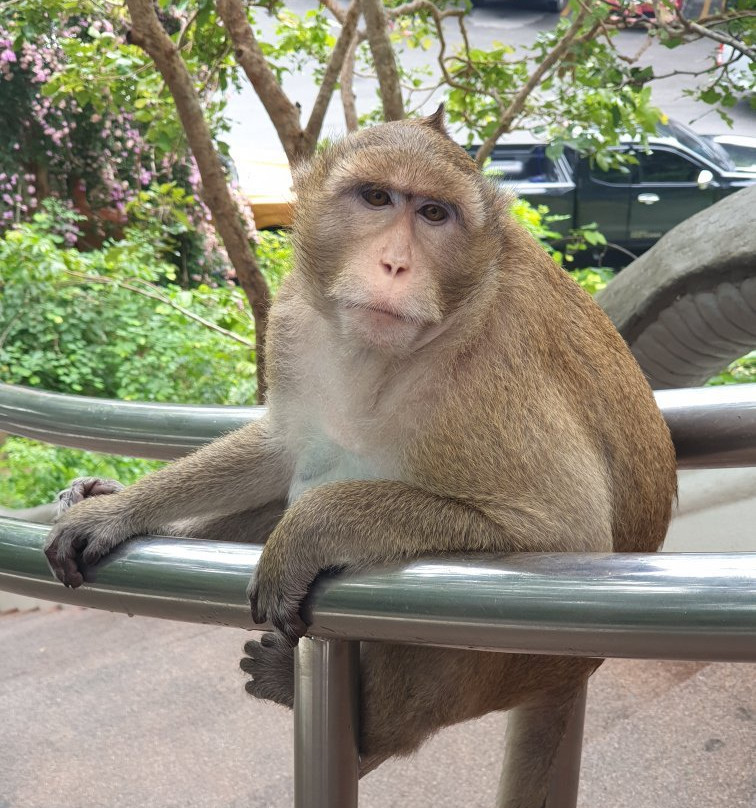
left=381, top=260, right=409, bottom=278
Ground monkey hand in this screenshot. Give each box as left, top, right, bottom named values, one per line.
left=44, top=492, right=133, bottom=589
left=55, top=476, right=125, bottom=520
left=247, top=506, right=340, bottom=643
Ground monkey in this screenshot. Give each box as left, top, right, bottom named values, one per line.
left=44, top=108, right=677, bottom=807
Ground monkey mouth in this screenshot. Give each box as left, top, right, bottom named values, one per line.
left=346, top=302, right=419, bottom=325
left=364, top=305, right=410, bottom=322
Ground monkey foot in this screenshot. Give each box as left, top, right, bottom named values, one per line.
left=240, top=632, right=295, bottom=708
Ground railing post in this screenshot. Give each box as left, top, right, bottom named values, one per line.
left=294, top=637, right=360, bottom=808
left=545, top=681, right=588, bottom=808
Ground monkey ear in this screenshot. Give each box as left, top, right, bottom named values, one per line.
left=423, top=104, right=447, bottom=135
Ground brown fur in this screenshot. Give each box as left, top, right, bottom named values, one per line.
left=45, top=112, right=676, bottom=807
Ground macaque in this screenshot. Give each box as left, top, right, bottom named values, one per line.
left=45, top=108, right=677, bottom=806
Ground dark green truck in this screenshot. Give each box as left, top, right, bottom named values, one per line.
left=482, top=120, right=756, bottom=262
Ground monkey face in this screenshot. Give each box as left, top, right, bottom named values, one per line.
left=291, top=116, right=506, bottom=355
left=325, top=185, right=458, bottom=353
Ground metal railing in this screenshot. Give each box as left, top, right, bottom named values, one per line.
left=2, top=380, right=756, bottom=467
left=1, top=381, right=756, bottom=808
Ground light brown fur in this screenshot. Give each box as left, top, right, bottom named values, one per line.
left=45, top=111, right=677, bottom=807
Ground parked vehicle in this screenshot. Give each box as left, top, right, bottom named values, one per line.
left=479, top=119, right=756, bottom=261
left=244, top=120, right=756, bottom=264
left=472, top=0, right=566, bottom=13
left=704, top=134, right=756, bottom=173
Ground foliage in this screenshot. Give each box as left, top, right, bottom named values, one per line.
left=706, top=351, right=756, bottom=386
left=654, top=0, right=755, bottom=123
left=254, top=227, right=293, bottom=297
left=0, top=204, right=293, bottom=507
left=0, top=437, right=163, bottom=508
left=0, top=0, right=252, bottom=279
left=508, top=197, right=614, bottom=292
left=567, top=266, right=616, bottom=296
left=0, top=200, right=260, bottom=403
left=1, top=0, right=753, bottom=507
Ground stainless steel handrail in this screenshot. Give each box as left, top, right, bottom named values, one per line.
left=2, top=381, right=756, bottom=467
left=0, top=381, right=260, bottom=459
left=2, top=518, right=755, bottom=663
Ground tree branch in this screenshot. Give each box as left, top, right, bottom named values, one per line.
left=677, top=18, right=755, bottom=61
left=64, top=272, right=256, bottom=349
left=303, top=0, right=361, bottom=150
left=340, top=31, right=360, bottom=132
left=646, top=0, right=756, bottom=61
left=126, top=0, right=271, bottom=400
left=321, top=0, right=348, bottom=23
left=475, top=8, right=590, bottom=167
left=216, top=0, right=306, bottom=162
left=361, top=0, right=404, bottom=120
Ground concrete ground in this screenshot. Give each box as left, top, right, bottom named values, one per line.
left=1, top=606, right=754, bottom=808
left=1, top=467, right=755, bottom=807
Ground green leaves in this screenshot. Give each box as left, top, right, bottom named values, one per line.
left=508, top=198, right=610, bottom=277
left=0, top=437, right=165, bottom=508
left=0, top=202, right=270, bottom=409
left=707, top=351, right=756, bottom=387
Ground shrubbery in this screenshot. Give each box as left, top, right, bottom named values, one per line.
left=0, top=202, right=289, bottom=506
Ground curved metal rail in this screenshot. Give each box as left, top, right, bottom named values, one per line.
left=2, top=518, right=755, bottom=663
left=2, top=381, right=756, bottom=468
left=0, top=381, right=260, bottom=460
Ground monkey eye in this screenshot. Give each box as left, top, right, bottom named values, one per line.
left=362, top=188, right=391, bottom=207
left=419, top=203, right=449, bottom=223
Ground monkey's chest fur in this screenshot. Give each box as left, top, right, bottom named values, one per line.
left=288, top=429, right=394, bottom=504
left=274, top=334, right=420, bottom=506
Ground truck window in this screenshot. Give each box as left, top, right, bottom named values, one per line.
left=588, top=163, right=634, bottom=185
left=638, top=150, right=700, bottom=183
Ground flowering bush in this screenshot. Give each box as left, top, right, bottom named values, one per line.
left=0, top=6, right=253, bottom=281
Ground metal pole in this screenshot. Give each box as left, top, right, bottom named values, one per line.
left=295, top=637, right=360, bottom=808
left=3, top=380, right=756, bottom=467
left=545, top=682, right=588, bottom=808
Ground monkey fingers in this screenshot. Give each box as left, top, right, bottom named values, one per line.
left=44, top=501, right=132, bottom=588
left=247, top=558, right=309, bottom=644
left=240, top=632, right=295, bottom=708
left=55, top=476, right=125, bottom=519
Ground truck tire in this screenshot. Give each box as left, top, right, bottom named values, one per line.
left=596, top=186, right=756, bottom=389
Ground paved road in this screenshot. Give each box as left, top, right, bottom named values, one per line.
left=223, top=1, right=755, bottom=185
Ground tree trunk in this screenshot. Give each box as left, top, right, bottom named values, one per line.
left=361, top=0, right=404, bottom=120
left=302, top=0, right=361, bottom=152
left=216, top=0, right=306, bottom=163
left=340, top=33, right=360, bottom=132
left=126, top=0, right=271, bottom=401
left=474, top=8, right=589, bottom=167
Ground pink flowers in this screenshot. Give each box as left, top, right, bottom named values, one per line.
left=1, top=48, right=16, bottom=63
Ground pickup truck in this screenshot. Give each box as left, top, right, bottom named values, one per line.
left=480, top=119, right=756, bottom=261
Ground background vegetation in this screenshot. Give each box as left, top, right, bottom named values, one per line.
left=1, top=0, right=753, bottom=506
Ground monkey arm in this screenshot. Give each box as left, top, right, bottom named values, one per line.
left=248, top=478, right=537, bottom=641
left=44, top=416, right=293, bottom=588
